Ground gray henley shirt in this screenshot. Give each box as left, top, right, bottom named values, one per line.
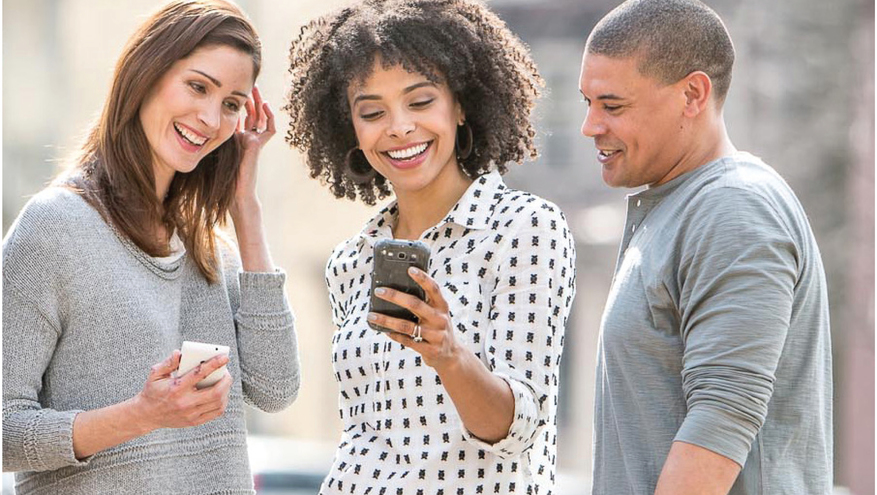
left=591, top=152, right=832, bottom=494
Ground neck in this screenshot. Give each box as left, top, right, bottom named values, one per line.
left=154, top=172, right=173, bottom=203
left=151, top=163, right=174, bottom=244
left=651, top=115, right=736, bottom=188
left=393, top=165, right=473, bottom=240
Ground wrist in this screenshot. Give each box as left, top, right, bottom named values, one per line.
left=230, top=196, right=262, bottom=220
left=125, top=394, right=156, bottom=436
left=434, top=342, right=468, bottom=377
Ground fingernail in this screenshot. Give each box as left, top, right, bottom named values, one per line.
left=408, top=267, right=420, bottom=276
left=367, top=313, right=378, bottom=322
left=195, top=365, right=202, bottom=375
left=374, top=287, right=386, bottom=296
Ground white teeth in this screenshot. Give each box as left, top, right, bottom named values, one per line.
left=387, top=142, right=428, bottom=160
left=174, top=123, right=207, bottom=146
left=599, top=150, right=618, bottom=158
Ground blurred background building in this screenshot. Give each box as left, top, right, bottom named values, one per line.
left=3, top=0, right=874, bottom=493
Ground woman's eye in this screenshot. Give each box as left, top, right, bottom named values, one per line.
left=189, top=82, right=207, bottom=94
left=410, top=98, right=434, bottom=108
left=360, top=111, right=382, bottom=120
left=224, top=101, right=241, bottom=112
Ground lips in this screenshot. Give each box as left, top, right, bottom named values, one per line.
left=386, top=141, right=429, bottom=160
left=382, top=140, right=433, bottom=169
left=173, top=122, right=208, bottom=147
left=597, top=148, right=622, bottom=164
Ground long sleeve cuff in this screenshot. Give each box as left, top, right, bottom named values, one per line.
left=460, top=373, right=542, bottom=459
left=3, top=409, right=89, bottom=472
left=235, top=269, right=300, bottom=413
left=674, top=404, right=758, bottom=468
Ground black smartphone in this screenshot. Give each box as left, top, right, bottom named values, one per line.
left=369, top=239, right=431, bottom=332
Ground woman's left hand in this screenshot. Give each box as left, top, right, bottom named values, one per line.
left=368, top=267, right=462, bottom=371
left=232, top=85, right=275, bottom=215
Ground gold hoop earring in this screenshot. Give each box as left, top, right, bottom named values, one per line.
left=455, top=122, right=473, bottom=161
left=344, top=147, right=377, bottom=183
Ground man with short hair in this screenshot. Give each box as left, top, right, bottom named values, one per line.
left=578, top=1, right=832, bottom=494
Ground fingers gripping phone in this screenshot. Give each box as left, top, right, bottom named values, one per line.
left=177, top=341, right=230, bottom=389
left=369, top=239, right=431, bottom=332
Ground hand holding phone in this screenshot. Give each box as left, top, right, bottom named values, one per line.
left=369, top=239, right=431, bottom=332
left=176, top=341, right=230, bottom=389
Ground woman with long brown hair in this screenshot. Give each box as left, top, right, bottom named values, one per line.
left=2, top=1, right=300, bottom=493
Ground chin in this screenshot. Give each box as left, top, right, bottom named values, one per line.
left=601, top=169, right=624, bottom=188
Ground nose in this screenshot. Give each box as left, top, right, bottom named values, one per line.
left=386, top=111, right=415, bottom=138
left=197, top=100, right=221, bottom=133
left=581, top=107, right=604, bottom=138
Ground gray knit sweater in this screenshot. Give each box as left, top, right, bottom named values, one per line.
left=2, top=187, right=301, bottom=495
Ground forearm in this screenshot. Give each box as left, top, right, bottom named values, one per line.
left=72, top=397, right=152, bottom=459
left=435, top=348, right=515, bottom=443
left=654, top=441, right=741, bottom=495
left=230, top=198, right=274, bottom=273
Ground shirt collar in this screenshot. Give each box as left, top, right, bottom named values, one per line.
left=358, top=170, right=506, bottom=246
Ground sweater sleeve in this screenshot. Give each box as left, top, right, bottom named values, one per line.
left=674, top=188, right=798, bottom=467
left=221, top=242, right=301, bottom=413
left=461, top=202, right=577, bottom=458
left=2, top=202, right=89, bottom=472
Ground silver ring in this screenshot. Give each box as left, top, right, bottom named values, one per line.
left=413, top=324, right=424, bottom=343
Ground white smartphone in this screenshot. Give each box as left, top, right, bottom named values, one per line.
left=177, top=341, right=230, bottom=389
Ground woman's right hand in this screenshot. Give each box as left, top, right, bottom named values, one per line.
left=131, top=350, right=232, bottom=432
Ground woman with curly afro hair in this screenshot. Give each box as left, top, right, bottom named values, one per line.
left=284, top=1, right=576, bottom=493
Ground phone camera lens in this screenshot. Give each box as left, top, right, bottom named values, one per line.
left=398, top=252, right=407, bottom=260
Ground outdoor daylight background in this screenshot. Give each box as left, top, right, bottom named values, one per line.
left=2, top=0, right=874, bottom=493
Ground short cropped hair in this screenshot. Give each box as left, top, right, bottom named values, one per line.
left=586, top=0, right=735, bottom=104
left=283, top=0, right=544, bottom=205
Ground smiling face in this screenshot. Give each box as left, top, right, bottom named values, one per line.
left=139, top=44, right=254, bottom=193
left=347, top=59, right=465, bottom=196
left=578, top=52, right=689, bottom=188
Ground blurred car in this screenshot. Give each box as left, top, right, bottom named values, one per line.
left=248, top=435, right=336, bottom=495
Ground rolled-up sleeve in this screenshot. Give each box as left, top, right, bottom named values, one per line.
left=675, top=188, right=797, bottom=467
left=462, top=203, right=576, bottom=458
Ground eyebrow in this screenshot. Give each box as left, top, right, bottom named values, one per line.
left=353, top=81, right=437, bottom=106
left=579, top=89, right=625, bottom=101
left=190, top=69, right=249, bottom=99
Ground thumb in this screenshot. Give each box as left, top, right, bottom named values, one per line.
left=148, top=350, right=181, bottom=380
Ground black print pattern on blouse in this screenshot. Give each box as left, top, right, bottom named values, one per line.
left=322, top=172, right=576, bottom=495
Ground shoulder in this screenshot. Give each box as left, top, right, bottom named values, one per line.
left=7, top=187, right=95, bottom=231
left=2, top=187, right=96, bottom=296
left=3, top=187, right=98, bottom=258
left=686, top=154, right=799, bottom=218
left=493, top=185, right=571, bottom=233
left=674, top=158, right=803, bottom=260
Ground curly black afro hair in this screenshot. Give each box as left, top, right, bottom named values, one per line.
left=283, top=0, right=544, bottom=205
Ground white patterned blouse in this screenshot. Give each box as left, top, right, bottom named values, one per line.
left=321, top=171, right=576, bottom=495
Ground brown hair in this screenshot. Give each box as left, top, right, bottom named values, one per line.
left=63, top=0, right=261, bottom=283
left=283, top=0, right=543, bottom=205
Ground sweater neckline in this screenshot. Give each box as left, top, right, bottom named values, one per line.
left=91, top=201, right=187, bottom=280
left=110, top=226, right=187, bottom=280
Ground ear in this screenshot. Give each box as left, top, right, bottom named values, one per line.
left=681, top=71, right=712, bottom=117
